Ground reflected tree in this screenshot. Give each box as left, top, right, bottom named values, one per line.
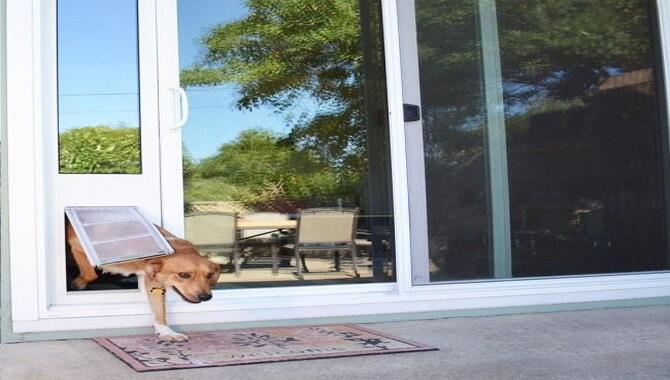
left=181, top=0, right=391, bottom=211
left=59, top=126, right=141, bottom=174
left=184, top=129, right=359, bottom=211
left=181, top=0, right=369, bottom=169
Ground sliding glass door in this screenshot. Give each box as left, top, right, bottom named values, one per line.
left=402, top=0, right=670, bottom=284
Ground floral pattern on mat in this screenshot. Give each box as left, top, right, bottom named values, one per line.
left=94, top=324, right=436, bottom=372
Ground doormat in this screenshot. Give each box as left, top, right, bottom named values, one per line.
left=94, top=324, right=437, bottom=372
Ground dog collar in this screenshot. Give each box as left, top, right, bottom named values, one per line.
left=150, top=287, right=166, bottom=295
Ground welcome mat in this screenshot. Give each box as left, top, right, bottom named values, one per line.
left=94, top=324, right=436, bottom=372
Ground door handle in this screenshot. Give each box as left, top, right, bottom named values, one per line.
left=403, top=103, right=421, bottom=122
left=172, top=87, right=190, bottom=130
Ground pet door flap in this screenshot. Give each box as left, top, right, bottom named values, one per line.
left=65, top=206, right=175, bottom=266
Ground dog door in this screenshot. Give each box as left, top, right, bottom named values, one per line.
left=65, top=206, right=174, bottom=266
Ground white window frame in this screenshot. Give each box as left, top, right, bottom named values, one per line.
left=5, top=0, right=670, bottom=335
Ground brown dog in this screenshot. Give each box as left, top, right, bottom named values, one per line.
left=66, top=223, right=220, bottom=342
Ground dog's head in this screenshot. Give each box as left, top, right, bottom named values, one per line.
left=146, top=238, right=221, bottom=303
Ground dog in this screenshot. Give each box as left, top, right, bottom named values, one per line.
left=66, top=222, right=221, bottom=342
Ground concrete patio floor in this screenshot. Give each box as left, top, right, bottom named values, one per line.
left=1, top=305, right=669, bottom=379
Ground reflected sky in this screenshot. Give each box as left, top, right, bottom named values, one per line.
left=58, top=0, right=139, bottom=132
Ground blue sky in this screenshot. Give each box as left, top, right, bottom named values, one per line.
left=58, top=0, right=140, bottom=132
left=58, top=0, right=300, bottom=160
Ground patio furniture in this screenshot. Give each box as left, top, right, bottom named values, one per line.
left=237, top=219, right=297, bottom=230
left=185, top=212, right=240, bottom=276
left=283, top=208, right=360, bottom=280
left=238, top=212, right=291, bottom=275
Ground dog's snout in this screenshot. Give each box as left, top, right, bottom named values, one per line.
left=198, top=293, right=213, bottom=302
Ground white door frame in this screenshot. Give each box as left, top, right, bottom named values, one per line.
left=395, top=0, right=430, bottom=285
left=40, top=0, right=163, bottom=308
left=4, top=0, right=670, bottom=336
left=157, top=0, right=185, bottom=236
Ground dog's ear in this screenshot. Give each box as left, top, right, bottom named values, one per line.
left=145, top=259, right=164, bottom=281
left=208, top=260, right=221, bottom=287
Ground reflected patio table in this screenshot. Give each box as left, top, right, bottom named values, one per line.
left=236, top=218, right=297, bottom=275
left=237, top=219, right=297, bottom=231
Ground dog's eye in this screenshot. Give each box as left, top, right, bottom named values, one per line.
left=178, top=272, right=192, bottom=279
left=206, top=272, right=214, bottom=279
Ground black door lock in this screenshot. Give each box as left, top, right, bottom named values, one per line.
left=403, top=103, right=421, bottom=122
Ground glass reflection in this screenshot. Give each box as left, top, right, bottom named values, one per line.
left=498, top=0, right=669, bottom=276
left=416, top=0, right=669, bottom=282
left=415, top=0, right=492, bottom=281
left=58, top=0, right=141, bottom=174
left=178, top=0, right=395, bottom=288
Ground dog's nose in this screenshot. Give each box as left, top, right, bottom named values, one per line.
left=198, top=293, right=212, bottom=301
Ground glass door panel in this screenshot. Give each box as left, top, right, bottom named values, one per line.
left=498, top=1, right=669, bottom=276
left=404, top=0, right=670, bottom=284
left=175, top=0, right=395, bottom=288
left=401, top=0, right=500, bottom=284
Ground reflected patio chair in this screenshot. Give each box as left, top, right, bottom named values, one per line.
left=184, top=212, right=240, bottom=277
left=283, top=208, right=359, bottom=280
left=239, top=212, right=289, bottom=275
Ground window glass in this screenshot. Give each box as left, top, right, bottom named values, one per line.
left=58, top=0, right=141, bottom=174
left=178, top=0, right=395, bottom=288
left=413, top=0, right=669, bottom=283
left=499, top=1, right=669, bottom=277
left=414, top=0, right=492, bottom=281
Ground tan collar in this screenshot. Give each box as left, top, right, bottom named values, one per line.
left=149, top=287, right=166, bottom=295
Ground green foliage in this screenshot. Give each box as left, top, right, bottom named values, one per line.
left=182, top=147, right=198, bottom=189
left=59, top=126, right=140, bottom=174
left=415, top=0, right=653, bottom=113
left=185, top=129, right=355, bottom=211
left=179, top=0, right=393, bottom=211
left=182, top=0, right=362, bottom=109
left=497, top=0, right=652, bottom=101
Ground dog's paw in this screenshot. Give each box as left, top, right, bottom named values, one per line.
left=71, top=278, right=88, bottom=290
left=154, top=323, right=189, bottom=342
